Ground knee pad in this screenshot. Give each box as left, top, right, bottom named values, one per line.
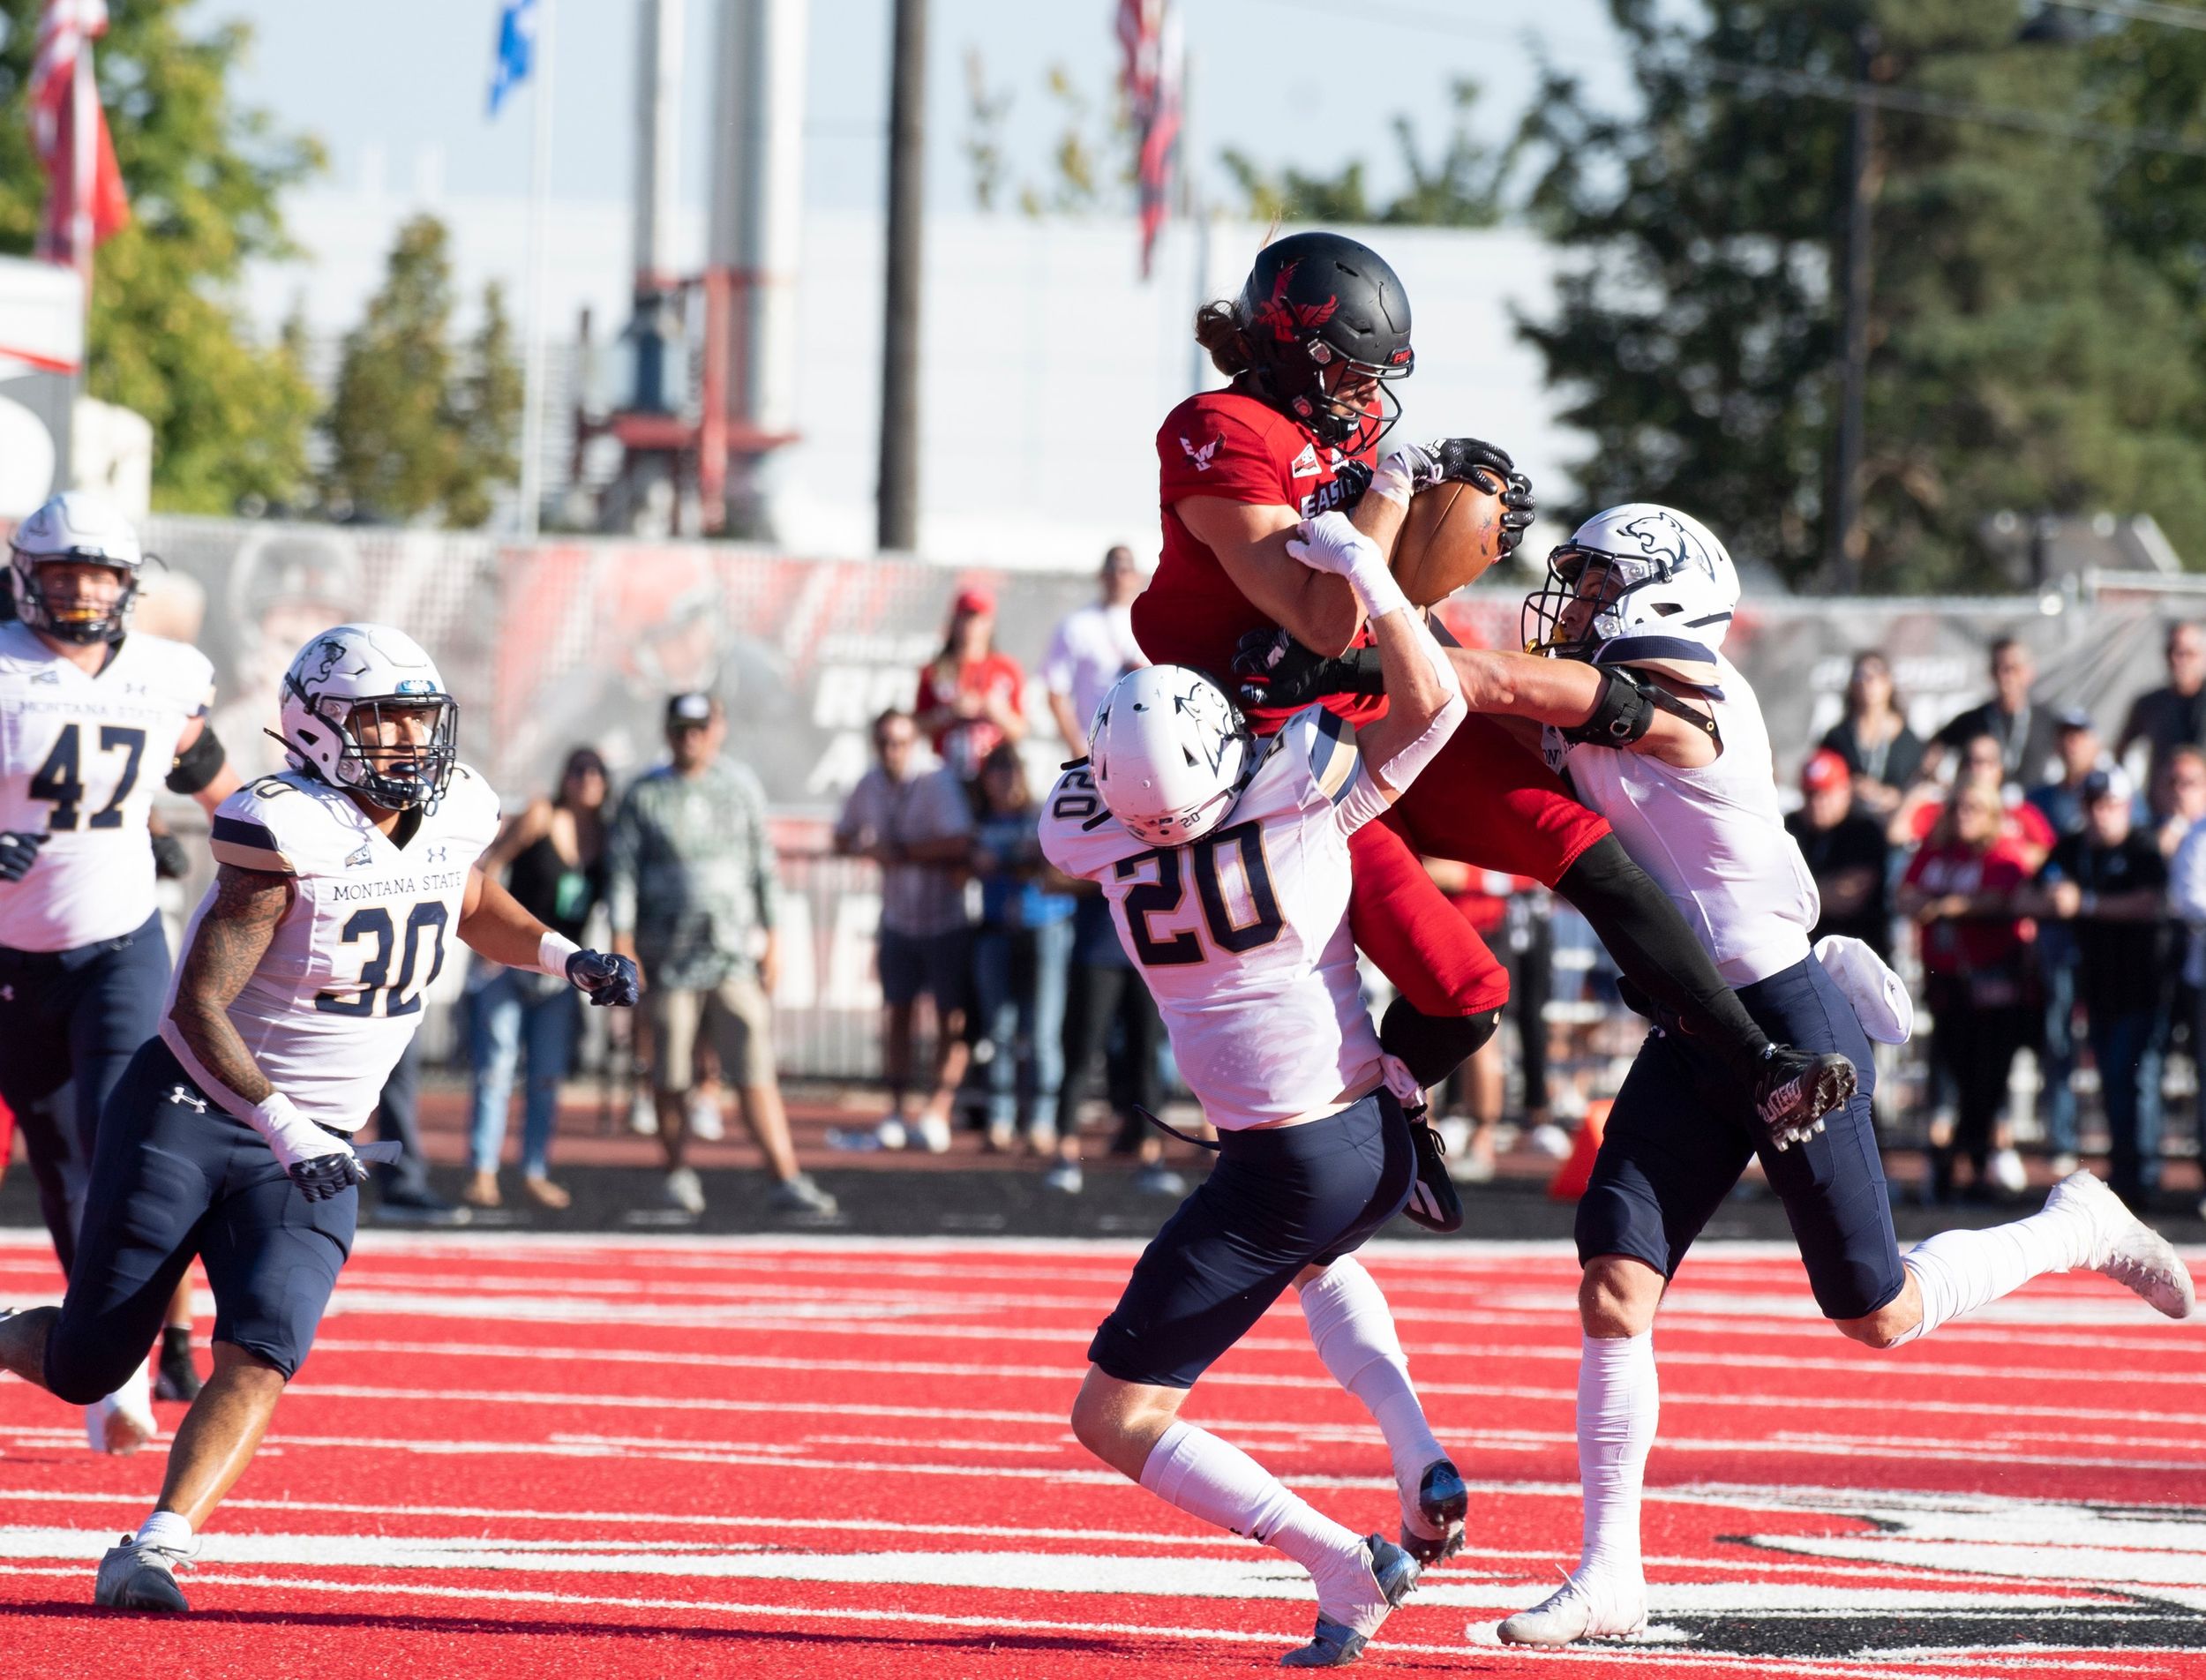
left=1379, top=999, right=1502, bottom=1091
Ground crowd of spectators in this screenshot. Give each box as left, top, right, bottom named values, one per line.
left=1786, top=628, right=2206, bottom=1213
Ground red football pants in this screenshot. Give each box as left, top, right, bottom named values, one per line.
left=1347, top=714, right=1610, bottom=1019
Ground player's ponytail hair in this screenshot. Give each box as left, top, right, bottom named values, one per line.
left=1193, top=300, right=1250, bottom=377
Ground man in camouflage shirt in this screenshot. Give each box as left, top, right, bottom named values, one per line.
left=607, top=693, right=835, bottom=1217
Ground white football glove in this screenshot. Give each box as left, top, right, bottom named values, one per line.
left=1287, top=511, right=1409, bottom=619
left=244, top=1090, right=366, bottom=1201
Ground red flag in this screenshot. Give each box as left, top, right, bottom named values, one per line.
left=28, top=0, right=131, bottom=271
left=1117, top=0, right=1182, bottom=280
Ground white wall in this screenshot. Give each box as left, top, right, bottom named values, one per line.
left=245, top=194, right=1588, bottom=567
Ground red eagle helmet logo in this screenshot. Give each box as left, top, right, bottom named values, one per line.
left=1250, top=260, right=1339, bottom=342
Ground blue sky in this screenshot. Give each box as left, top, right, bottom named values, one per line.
left=197, top=0, right=1638, bottom=215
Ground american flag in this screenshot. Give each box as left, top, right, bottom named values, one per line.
left=1117, top=0, right=1183, bottom=281
left=26, top=0, right=129, bottom=268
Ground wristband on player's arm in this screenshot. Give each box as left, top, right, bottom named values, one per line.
left=537, top=930, right=582, bottom=978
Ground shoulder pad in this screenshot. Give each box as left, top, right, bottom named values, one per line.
left=1270, top=705, right=1362, bottom=810
left=207, top=774, right=336, bottom=876
left=1038, top=762, right=1133, bottom=881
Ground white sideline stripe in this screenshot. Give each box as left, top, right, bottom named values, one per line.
left=0, top=1564, right=2010, bottom=1680
left=0, top=1491, right=2030, bottom=1588
left=278, top=1376, right=2206, bottom=1437
left=306, top=1335, right=2206, bottom=1395
left=0, top=1526, right=2135, bottom=1616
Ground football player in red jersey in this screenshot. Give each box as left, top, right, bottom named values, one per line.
left=1136, top=230, right=1855, bottom=1181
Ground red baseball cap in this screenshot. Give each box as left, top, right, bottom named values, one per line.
left=952, top=586, right=995, bottom=616
left=1800, top=749, right=1850, bottom=793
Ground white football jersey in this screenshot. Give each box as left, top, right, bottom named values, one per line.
left=0, top=621, right=215, bottom=952
left=1542, top=653, right=1818, bottom=987
left=159, top=763, right=502, bottom=1133
left=1039, top=706, right=1390, bottom=1129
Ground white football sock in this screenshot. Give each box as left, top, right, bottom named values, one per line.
left=135, top=1509, right=191, bottom=1551
left=1895, top=1205, right=2086, bottom=1344
left=1576, top=1331, right=1657, bottom=1581
left=1299, top=1258, right=1447, bottom=1530
left=1140, top=1419, right=1368, bottom=1588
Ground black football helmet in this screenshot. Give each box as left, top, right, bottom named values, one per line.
left=1233, top=231, right=1414, bottom=453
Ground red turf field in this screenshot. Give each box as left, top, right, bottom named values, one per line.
left=1, top=1231, right=2203, bottom=1678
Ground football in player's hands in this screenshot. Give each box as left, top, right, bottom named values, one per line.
left=0, top=830, right=48, bottom=882
left=567, top=949, right=642, bottom=1008
left=285, top=1151, right=367, bottom=1202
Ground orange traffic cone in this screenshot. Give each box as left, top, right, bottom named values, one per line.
left=1547, top=1099, right=1611, bottom=1201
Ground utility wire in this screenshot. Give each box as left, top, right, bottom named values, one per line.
left=1704, top=57, right=2206, bottom=161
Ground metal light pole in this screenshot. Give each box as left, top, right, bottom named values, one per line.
left=876, top=0, right=927, bottom=552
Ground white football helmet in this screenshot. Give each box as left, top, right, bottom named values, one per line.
left=1088, top=664, right=1254, bottom=847
left=9, top=492, right=145, bottom=644
left=277, top=624, right=458, bottom=810
left=1521, top=502, right=1739, bottom=681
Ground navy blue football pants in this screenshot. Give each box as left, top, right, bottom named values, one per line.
left=1576, top=952, right=1903, bottom=1322
left=1090, top=1090, right=1415, bottom=1390
left=42, top=1039, right=354, bottom=1404
left=0, top=911, right=171, bottom=1274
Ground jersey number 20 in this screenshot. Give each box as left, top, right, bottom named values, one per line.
left=1114, top=821, right=1284, bottom=967
left=29, top=724, right=146, bottom=831
left=315, top=902, right=449, bottom=1017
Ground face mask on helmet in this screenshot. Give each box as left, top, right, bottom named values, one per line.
left=278, top=625, right=460, bottom=811
left=1234, top=233, right=1414, bottom=455
left=1090, top=666, right=1256, bottom=847
left=9, top=492, right=146, bottom=645
left=1520, top=505, right=1737, bottom=677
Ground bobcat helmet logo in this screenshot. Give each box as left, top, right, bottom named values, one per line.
left=1180, top=435, right=1220, bottom=473
left=1618, top=511, right=1698, bottom=578
left=1250, top=261, right=1339, bottom=343
left=310, top=636, right=350, bottom=684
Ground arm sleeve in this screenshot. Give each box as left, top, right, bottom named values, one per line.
left=1158, top=407, right=1289, bottom=506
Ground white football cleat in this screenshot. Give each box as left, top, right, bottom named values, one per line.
left=1495, top=1569, right=1647, bottom=1647
left=2047, top=1169, right=2196, bottom=1319
left=85, top=1358, right=155, bottom=1456
left=94, top=1532, right=192, bottom=1612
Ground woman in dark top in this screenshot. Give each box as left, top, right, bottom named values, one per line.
left=464, top=747, right=612, bottom=1209
left=1820, top=651, right=1926, bottom=818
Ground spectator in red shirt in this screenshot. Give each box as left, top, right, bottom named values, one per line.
left=1898, top=784, right=2037, bottom=1204
left=1898, top=731, right=2056, bottom=867
left=916, top=588, right=1027, bottom=778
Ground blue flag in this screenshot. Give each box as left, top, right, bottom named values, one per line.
left=487, top=0, right=538, bottom=117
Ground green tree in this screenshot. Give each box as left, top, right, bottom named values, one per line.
left=1219, top=81, right=1509, bottom=228
left=1519, top=1, right=2206, bottom=591
left=0, top=0, right=323, bottom=512
left=322, top=215, right=521, bottom=529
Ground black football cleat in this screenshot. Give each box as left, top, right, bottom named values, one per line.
left=1399, top=1459, right=1467, bottom=1565
left=1752, top=1046, right=1856, bottom=1151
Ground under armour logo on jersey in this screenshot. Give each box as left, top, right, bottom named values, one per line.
left=166, top=1086, right=208, bottom=1114
left=1179, top=435, right=1220, bottom=472
left=424, top=843, right=449, bottom=864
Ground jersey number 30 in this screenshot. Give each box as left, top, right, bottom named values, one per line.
left=315, top=902, right=449, bottom=1017
left=29, top=724, right=146, bottom=831
left=1114, top=821, right=1284, bottom=967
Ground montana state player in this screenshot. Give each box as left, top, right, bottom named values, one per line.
left=1046, top=511, right=1474, bottom=1667
left=0, top=494, right=242, bottom=1449
left=0, top=623, right=639, bottom=1613
left=1138, top=229, right=1852, bottom=1155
